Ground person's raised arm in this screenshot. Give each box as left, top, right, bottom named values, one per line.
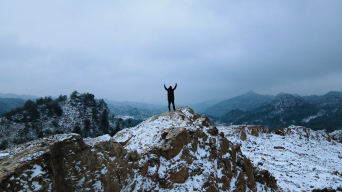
left=164, top=84, right=167, bottom=90
left=173, top=83, right=177, bottom=90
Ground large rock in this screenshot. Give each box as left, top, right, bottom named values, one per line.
left=169, top=166, right=189, bottom=183
left=50, top=135, right=134, bottom=192
left=0, top=134, right=134, bottom=192
left=330, top=130, right=342, bottom=143
left=160, top=127, right=190, bottom=160
left=0, top=134, right=65, bottom=191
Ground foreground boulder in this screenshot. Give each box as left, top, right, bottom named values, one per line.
left=0, top=107, right=278, bottom=191
left=0, top=134, right=133, bottom=192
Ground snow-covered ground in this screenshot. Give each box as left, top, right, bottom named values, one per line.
left=115, top=115, right=135, bottom=120
left=114, top=112, right=194, bottom=154
left=1, top=106, right=341, bottom=191
left=218, top=125, right=342, bottom=191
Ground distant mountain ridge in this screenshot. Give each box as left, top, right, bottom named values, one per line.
left=270, top=94, right=309, bottom=110
left=2, top=91, right=341, bottom=132
left=204, top=91, right=274, bottom=117
left=105, top=99, right=166, bottom=120
left=219, top=91, right=342, bottom=131
left=188, top=98, right=224, bottom=114
left=0, top=93, right=39, bottom=116
left=0, top=98, right=26, bottom=116
left=0, top=93, right=39, bottom=100
left=303, top=91, right=342, bottom=107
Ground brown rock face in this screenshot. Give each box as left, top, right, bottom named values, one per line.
left=50, top=135, right=134, bottom=192
left=208, top=126, right=219, bottom=136
left=127, top=150, right=141, bottom=161
left=225, top=125, right=270, bottom=138
left=49, top=134, right=88, bottom=191
left=0, top=134, right=134, bottom=192
left=0, top=154, right=53, bottom=191
left=140, top=161, right=149, bottom=176
left=234, top=170, right=247, bottom=192
left=246, top=126, right=269, bottom=136
left=161, top=127, right=190, bottom=160
left=0, top=135, right=62, bottom=191
left=243, top=156, right=256, bottom=190
left=170, top=166, right=189, bottom=183
left=255, top=170, right=278, bottom=190
left=241, top=131, right=247, bottom=141
left=220, top=137, right=230, bottom=155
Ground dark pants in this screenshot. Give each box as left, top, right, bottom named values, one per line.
left=168, top=100, right=175, bottom=111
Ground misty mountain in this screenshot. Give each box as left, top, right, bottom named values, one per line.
left=220, top=92, right=342, bottom=131
left=0, top=98, right=26, bottom=116
left=105, top=99, right=166, bottom=120
left=204, top=91, right=275, bottom=117
left=302, top=91, right=342, bottom=131
left=0, top=93, right=38, bottom=117
left=221, top=93, right=317, bottom=128
left=188, top=98, right=224, bottom=114
left=303, top=91, right=342, bottom=107
left=0, top=93, right=39, bottom=100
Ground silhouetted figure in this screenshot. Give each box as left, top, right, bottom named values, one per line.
left=164, top=83, right=177, bottom=111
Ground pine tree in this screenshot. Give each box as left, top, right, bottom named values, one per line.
left=24, top=100, right=40, bottom=120
left=100, top=109, right=109, bottom=134
left=73, top=125, right=81, bottom=135
left=0, top=140, right=8, bottom=150
left=70, top=90, right=79, bottom=100
left=57, top=95, right=67, bottom=102
left=83, top=119, right=91, bottom=137
left=92, top=107, right=99, bottom=123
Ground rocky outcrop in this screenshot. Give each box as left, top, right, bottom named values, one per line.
left=113, top=107, right=278, bottom=191
left=219, top=125, right=270, bottom=141
left=330, top=129, right=342, bottom=143
left=273, top=126, right=333, bottom=142
left=0, top=107, right=278, bottom=191
left=50, top=135, right=134, bottom=192
left=312, top=187, right=340, bottom=192
left=0, top=134, right=134, bottom=192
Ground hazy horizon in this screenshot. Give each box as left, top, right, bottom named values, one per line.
left=1, top=1, right=342, bottom=104
left=1, top=89, right=341, bottom=106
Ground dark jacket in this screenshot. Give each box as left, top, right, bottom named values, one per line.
left=164, top=84, right=177, bottom=101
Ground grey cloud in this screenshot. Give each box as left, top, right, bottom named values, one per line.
left=0, top=1, right=342, bottom=104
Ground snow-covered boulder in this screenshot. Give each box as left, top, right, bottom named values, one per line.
left=330, top=129, right=342, bottom=143
left=112, top=107, right=278, bottom=191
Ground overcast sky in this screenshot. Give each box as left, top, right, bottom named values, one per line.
left=1, top=1, right=342, bottom=105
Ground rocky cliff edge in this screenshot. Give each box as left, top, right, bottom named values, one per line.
left=0, top=107, right=278, bottom=191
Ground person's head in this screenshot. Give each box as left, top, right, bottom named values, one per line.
left=169, top=86, right=172, bottom=89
